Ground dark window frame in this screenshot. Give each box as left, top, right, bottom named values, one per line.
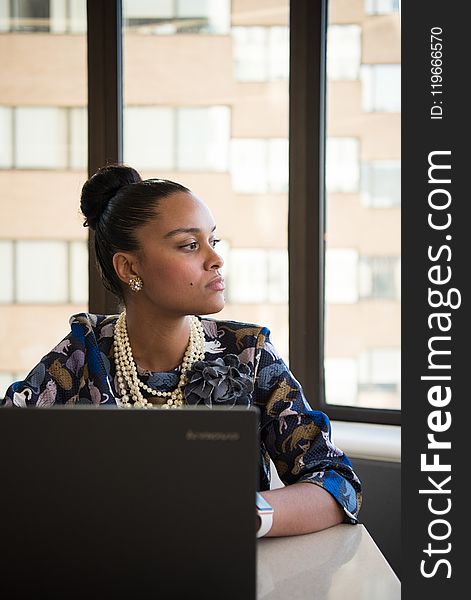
left=87, top=0, right=401, bottom=425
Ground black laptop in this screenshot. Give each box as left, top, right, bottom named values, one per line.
left=0, top=406, right=259, bottom=599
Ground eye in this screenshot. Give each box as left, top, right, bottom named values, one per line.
left=211, top=238, right=221, bottom=248
left=184, top=241, right=199, bottom=251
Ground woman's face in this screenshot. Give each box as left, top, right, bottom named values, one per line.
left=127, top=192, right=225, bottom=317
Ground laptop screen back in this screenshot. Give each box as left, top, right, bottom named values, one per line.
left=0, top=406, right=259, bottom=599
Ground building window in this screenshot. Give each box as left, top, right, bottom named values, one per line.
left=361, top=161, right=401, bottom=207
left=230, top=138, right=288, bottom=193
left=358, top=348, right=401, bottom=409
left=361, top=64, right=401, bottom=112
left=0, top=240, right=88, bottom=305
left=225, top=248, right=288, bottom=304
left=0, top=241, right=14, bottom=303
left=0, top=106, right=13, bottom=168
left=326, top=137, right=360, bottom=193
left=232, top=27, right=289, bottom=82
left=177, top=107, right=230, bottom=171
left=0, top=106, right=87, bottom=170
left=123, top=106, right=230, bottom=172
left=365, top=0, right=400, bottom=15
left=325, top=358, right=358, bottom=407
left=359, top=256, right=401, bottom=300
left=2, top=0, right=86, bottom=34
left=325, top=249, right=359, bottom=304
left=123, top=0, right=230, bottom=35
left=327, top=25, right=361, bottom=80
left=16, top=107, right=68, bottom=169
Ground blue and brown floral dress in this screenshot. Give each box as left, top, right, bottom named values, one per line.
left=3, top=313, right=362, bottom=522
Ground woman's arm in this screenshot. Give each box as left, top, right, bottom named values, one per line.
left=260, top=482, right=344, bottom=537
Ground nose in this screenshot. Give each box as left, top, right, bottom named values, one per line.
left=205, top=244, right=224, bottom=271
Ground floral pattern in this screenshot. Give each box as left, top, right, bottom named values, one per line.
left=184, top=354, right=253, bottom=407
left=2, top=312, right=362, bottom=522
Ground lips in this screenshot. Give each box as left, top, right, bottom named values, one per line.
left=206, top=276, right=225, bottom=291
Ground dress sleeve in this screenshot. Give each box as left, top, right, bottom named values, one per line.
left=253, top=328, right=362, bottom=524
left=2, top=314, right=94, bottom=407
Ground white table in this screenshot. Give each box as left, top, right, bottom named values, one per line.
left=257, top=524, right=400, bottom=599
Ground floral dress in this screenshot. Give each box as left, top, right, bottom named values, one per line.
left=3, top=313, right=362, bottom=523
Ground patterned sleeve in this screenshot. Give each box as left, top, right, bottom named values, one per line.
left=253, top=327, right=362, bottom=523
left=2, top=314, right=101, bottom=407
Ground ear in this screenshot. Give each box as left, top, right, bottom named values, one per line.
left=112, top=252, right=141, bottom=286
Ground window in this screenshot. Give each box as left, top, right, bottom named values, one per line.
left=321, top=2, right=401, bottom=417
left=0, top=241, right=14, bottom=303
left=358, top=256, right=401, bottom=300
left=365, top=0, right=400, bottom=15
left=16, top=107, right=67, bottom=169
left=225, top=249, right=288, bottom=304
left=0, top=240, right=88, bottom=305
left=2, top=0, right=86, bottom=33
left=0, top=106, right=87, bottom=170
left=361, top=161, right=401, bottom=207
left=327, top=25, right=361, bottom=80
left=361, top=64, right=401, bottom=112
left=123, top=0, right=290, bottom=358
left=232, top=27, right=289, bottom=81
left=231, top=138, right=288, bottom=193
left=16, top=241, right=69, bottom=303
left=123, top=0, right=230, bottom=35
left=1, top=1, right=88, bottom=391
left=326, top=138, right=359, bottom=193
left=325, top=249, right=359, bottom=304
left=123, top=106, right=230, bottom=171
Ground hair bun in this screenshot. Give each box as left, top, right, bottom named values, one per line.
left=80, top=164, right=142, bottom=229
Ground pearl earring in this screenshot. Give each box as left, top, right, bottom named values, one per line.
left=129, top=276, right=143, bottom=292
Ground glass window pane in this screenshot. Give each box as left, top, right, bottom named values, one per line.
left=325, top=3, right=400, bottom=410
left=70, top=240, right=88, bottom=304
left=15, top=107, right=67, bottom=169
left=0, top=106, right=13, bottom=167
left=0, top=241, right=14, bottom=302
left=123, top=0, right=289, bottom=359
left=231, top=139, right=267, bottom=193
left=124, top=106, right=174, bottom=170
left=16, top=241, right=68, bottom=303
left=1, top=0, right=88, bottom=384
left=327, top=25, right=361, bottom=80
left=177, top=106, right=230, bottom=171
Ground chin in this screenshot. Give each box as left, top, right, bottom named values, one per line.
left=196, top=297, right=225, bottom=316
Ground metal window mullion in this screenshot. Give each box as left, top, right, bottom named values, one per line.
left=86, top=0, right=122, bottom=315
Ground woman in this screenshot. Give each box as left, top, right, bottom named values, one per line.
left=3, top=164, right=362, bottom=536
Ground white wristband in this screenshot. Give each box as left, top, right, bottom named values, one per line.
left=256, top=510, right=273, bottom=538
left=256, top=492, right=274, bottom=538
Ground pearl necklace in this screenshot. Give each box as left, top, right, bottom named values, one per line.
left=113, top=311, right=205, bottom=409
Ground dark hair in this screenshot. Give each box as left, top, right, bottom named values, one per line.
left=80, top=163, right=190, bottom=299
